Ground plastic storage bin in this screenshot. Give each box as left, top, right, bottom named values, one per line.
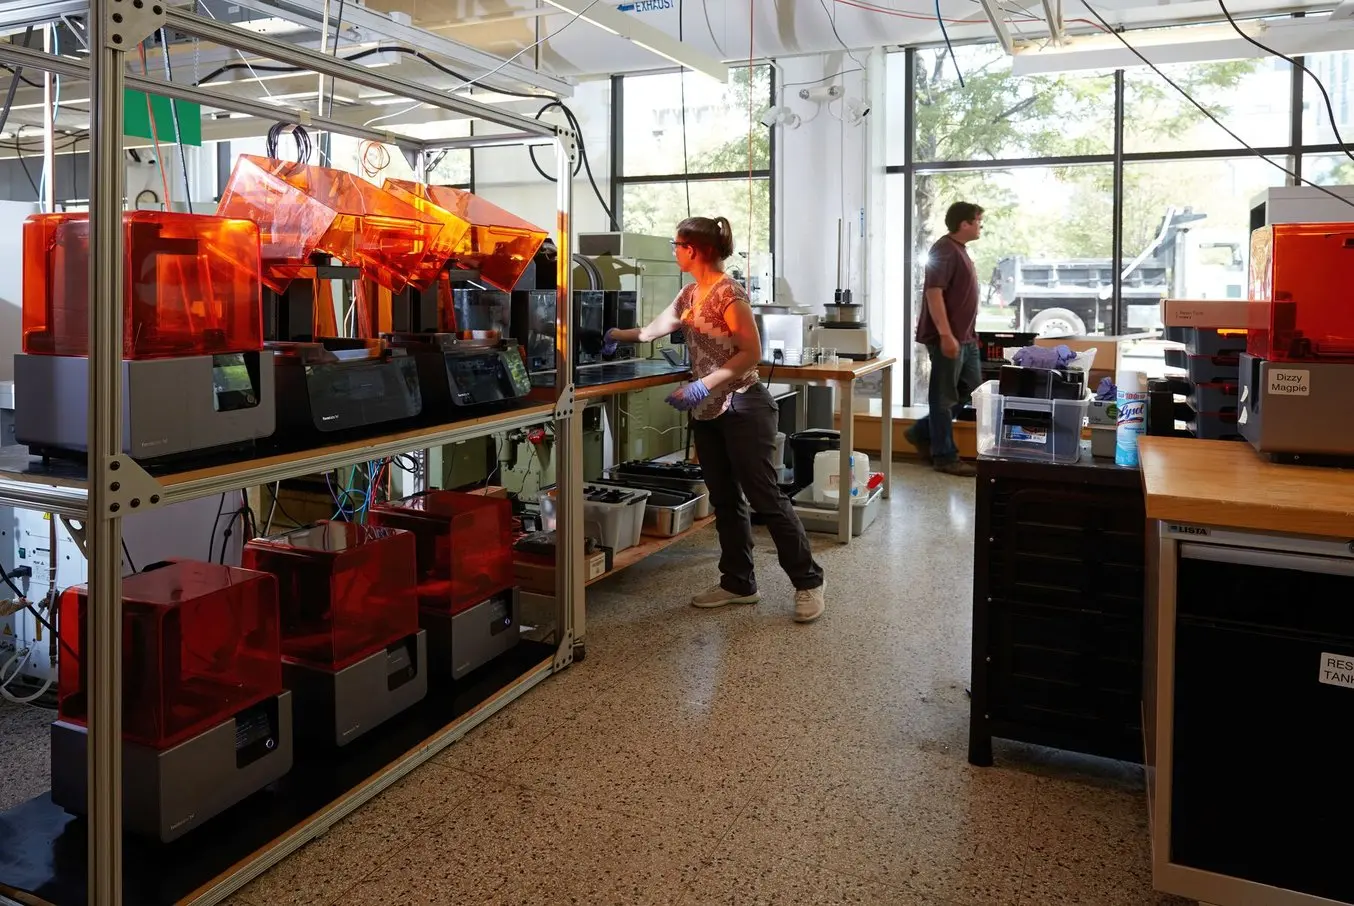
left=973, top=379, right=1089, bottom=464
left=812, top=449, right=870, bottom=503
left=1187, top=382, right=1239, bottom=414
left=242, top=521, right=419, bottom=672
left=57, top=560, right=281, bottom=750
left=22, top=212, right=264, bottom=359
left=1164, top=348, right=1240, bottom=384
left=1165, top=326, right=1248, bottom=357
left=369, top=490, right=514, bottom=616
left=540, top=484, right=649, bottom=553
left=792, top=482, right=884, bottom=537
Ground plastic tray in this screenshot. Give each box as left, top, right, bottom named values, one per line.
left=792, top=483, right=883, bottom=537
left=1186, top=382, right=1239, bottom=414
left=972, top=380, right=1090, bottom=465
left=1165, top=326, right=1249, bottom=357
left=1164, top=348, right=1240, bottom=384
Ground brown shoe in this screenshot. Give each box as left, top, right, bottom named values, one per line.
left=904, top=427, right=932, bottom=464
left=935, top=460, right=977, bottom=477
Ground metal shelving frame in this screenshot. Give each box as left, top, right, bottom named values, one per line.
left=0, top=2, right=586, bottom=903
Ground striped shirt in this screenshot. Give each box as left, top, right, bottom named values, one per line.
left=674, top=275, right=759, bottom=421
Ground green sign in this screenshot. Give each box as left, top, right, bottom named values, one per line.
left=124, top=89, right=202, bottom=147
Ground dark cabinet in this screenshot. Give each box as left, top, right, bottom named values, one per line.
left=970, top=451, right=1147, bottom=766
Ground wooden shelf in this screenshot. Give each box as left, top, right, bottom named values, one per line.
left=587, top=515, right=717, bottom=586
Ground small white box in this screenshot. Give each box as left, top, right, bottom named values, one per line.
left=1161, top=299, right=1253, bottom=329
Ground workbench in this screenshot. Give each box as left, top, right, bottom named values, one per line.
left=757, top=357, right=897, bottom=543
left=1139, top=437, right=1354, bottom=906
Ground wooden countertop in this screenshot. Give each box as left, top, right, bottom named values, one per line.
left=1139, top=436, right=1354, bottom=538
left=759, top=357, right=896, bottom=382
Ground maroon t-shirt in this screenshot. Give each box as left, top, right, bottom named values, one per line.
left=916, top=235, right=979, bottom=345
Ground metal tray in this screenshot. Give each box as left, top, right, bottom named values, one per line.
left=601, top=471, right=711, bottom=519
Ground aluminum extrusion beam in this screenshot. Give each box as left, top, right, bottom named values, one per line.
left=425, top=131, right=556, bottom=151
left=0, top=41, right=428, bottom=149
left=154, top=405, right=557, bottom=507
left=225, top=0, right=572, bottom=98
left=1042, top=0, right=1065, bottom=42
left=164, top=6, right=556, bottom=135
left=86, top=0, right=125, bottom=900
left=977, top=0, right=1016, bottom=54
left=0, top=0, right=85, bottom=34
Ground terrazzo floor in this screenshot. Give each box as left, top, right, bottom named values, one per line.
left=0, top=462, right=1183, bottom=905
left=223, top=462, right=1182, bottom=906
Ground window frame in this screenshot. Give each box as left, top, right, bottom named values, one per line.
left=888, top=25, right=1346, bottom=404
left=610, top=65, right=777, bottom=280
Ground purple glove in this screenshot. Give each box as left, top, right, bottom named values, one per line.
left=665, top=380, right=710, bottom=412
left=601, top=328, right=620, bottom=357
left=1095, top=377, right=1117, bottom=401
left=1011, top=344, right=1076, bottom=370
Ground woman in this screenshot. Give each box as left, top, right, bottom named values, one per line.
left=604, top=216, right=826, bottom=623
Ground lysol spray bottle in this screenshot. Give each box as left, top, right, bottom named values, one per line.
left=1115, top=370, right=1148, bottom=468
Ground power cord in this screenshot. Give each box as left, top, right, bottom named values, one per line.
left=1079, top=0, right=1354, bottom=213
left=1215, top=0, right=1354, bottom=167
left=526, top=100, right=619, bottom=230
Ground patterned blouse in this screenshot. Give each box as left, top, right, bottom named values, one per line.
left=673, top=275, right=759, bottom=421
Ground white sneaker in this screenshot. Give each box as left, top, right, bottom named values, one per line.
left=794, top=582, right=826, bottom=623
left=691, top=585, right=760, bottom=608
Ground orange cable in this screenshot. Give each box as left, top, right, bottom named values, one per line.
left=747, top=0, right=756, bottom=292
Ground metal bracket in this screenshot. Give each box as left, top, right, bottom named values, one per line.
left=59, top=515, right=89, bottom=561
left=400, top=145, right=422, bottom=174
left=96, top=455, right=167, bottom=517
left=554, top=630, right=575, bottom=671
left=103, top=0, right=167, bottom=52
left=555, top=125, right=580, bottom=165
left=553, top=383, right=577, bottom=422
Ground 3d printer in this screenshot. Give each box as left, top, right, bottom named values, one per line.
left=1238, top=223, right=1354, bottom=462
left=372, top=180, right=540, bottom=412
left=243, top=521, right=426, bottom=747
left=14, top=211, right=277, bottom=461
left=368, top=490, right=518, bottom=679
left=50, top=560, right=293, bottom=841
left=217, top=155, right=443, bottom=439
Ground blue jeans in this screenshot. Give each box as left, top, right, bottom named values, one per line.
left=912, top=341, right=982, bottom=465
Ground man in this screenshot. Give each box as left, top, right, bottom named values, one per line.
left=906, top=201, right=984, bottom=478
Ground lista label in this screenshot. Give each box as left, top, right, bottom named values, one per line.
left=1319, top=652, right=1354, bottom=689
left=1268, top=369, right=1311, bottom=396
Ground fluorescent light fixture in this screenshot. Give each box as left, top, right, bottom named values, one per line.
left=1012, top=14, right=1354, bottom=75
left=538, top=0, right=729, bottom=83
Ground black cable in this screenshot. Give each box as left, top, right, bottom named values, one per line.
left=1080, top=0, right=1354, bottom=214
left=121, top=539, right=137, bottom=574
left=12, top=141, right=40, bottom=198
left=780, top=68, right=864, bottom=93
left=526, top=101, right=619, bottom=230
left=0, top=63, right=44, bottom=90
left=817, top=0, right=868, bottom=72
left=208, top=492, right=228, bottom=561
left=195, top=45, right=549, bottom=100
left=323, top=0, right=347, bottom=164
left=159, top=28, right=193, bottom=212
left=1216, top=0, right=1354, bottom=167
left=934, top=0, right=965, bottom=89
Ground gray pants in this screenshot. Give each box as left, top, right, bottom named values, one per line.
left=692, top=383, right=824, bottom=596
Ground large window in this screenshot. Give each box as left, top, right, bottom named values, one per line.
left=615, top=65, right=773, bottom=298
left=889, top=25, right=1351, bottom=404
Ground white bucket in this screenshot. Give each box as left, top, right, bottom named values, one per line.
left=813, top=450, right=870, bottom=503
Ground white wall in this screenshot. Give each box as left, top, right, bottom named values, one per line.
left=471, top=79, right=615, bottom=237
left=773, top=51, right=885, bottom=322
